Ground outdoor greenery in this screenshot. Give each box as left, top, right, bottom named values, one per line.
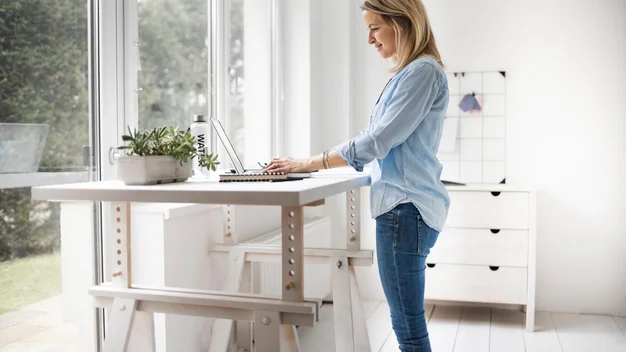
left=0, top=0, right=247, bottom=315
left=138, top=0, right=210, bottom=131
left=136, top=0, right=246, bottom=160
left=0, top=0, right=239, bottom=261
left=0, top=0, right=87, bottom=261
left=0, top=252, right=62, bottom=314
left=0, top=189, right=60, bottom=261
left=119, top=126, right=220, bottom=171
left=0, top=0, right=89, bottom=172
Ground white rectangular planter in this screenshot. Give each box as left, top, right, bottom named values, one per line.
left=118, top=156, right=192, bottom=185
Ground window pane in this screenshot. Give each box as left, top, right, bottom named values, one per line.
left=136, top=0, right=272, bottom=169
left=228, top=0, right=272, bottom=168
left=137, top=0, right=209, bottom=132
left=0, top=0, right=90, bottom=349
left=228, top=0, right=245, bottom=164
left=0, top=2, right=90, bottom=172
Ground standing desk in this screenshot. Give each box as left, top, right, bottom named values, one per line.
left=32, top=172, right=372, bottom=351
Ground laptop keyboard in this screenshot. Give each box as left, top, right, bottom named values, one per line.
left=242, top=169, right=285, bottom=175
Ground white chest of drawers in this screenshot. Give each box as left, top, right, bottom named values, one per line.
left=425, top=185, right=536, bottom=332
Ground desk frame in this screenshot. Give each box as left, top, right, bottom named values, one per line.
left=35, top=175, right=372, bottom=351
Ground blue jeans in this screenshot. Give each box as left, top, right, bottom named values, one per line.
left=376, top=203, right=439, bottom=352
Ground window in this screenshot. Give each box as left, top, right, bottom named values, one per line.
left=134, top=0, right=277, bottom=169
left=225, top=0, right=273, bottom=167
left=136, top=0, right=210, bottom=131
left=0, top=0, right=95, bottom=347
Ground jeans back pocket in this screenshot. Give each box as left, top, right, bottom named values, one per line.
left=417, top=214, right=439, bottom=257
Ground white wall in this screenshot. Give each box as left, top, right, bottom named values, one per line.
left=309, top=0, right=352, bottom=156
left=337, top=0, right=626, bottom=315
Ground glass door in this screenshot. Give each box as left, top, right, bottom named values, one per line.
left=0, top=0, right=101, bottom=349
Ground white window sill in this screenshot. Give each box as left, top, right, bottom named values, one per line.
left=0, top=172, right=90, bottom=189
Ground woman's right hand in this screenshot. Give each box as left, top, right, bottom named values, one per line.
left=264, top=157, right=311, bottom=173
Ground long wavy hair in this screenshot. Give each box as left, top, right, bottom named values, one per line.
left=361, top=0, right=444, bottom=72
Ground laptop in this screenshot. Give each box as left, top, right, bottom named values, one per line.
left=209, top=118, right=311, bottom=181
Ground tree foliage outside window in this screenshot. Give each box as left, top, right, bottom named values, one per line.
left=0, top=0, right=247, bottom=260
left=0, top=0, right=89, bottom=260
left=137, top=0, right=209, bottom=131
left=137, top=0, right=245, bottom=149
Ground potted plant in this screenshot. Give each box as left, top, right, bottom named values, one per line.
left=117, top=126, right=219, bottom=185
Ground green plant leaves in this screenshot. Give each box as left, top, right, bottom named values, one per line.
left=198, top=152, right=220, bottom=171
left=117, top=125, right=220, bottom=171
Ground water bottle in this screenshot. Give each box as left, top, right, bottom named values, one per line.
left=190, top=114, right=211, bottom=177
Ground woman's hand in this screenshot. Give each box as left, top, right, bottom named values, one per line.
left=264, top=157, right=310, bottom=173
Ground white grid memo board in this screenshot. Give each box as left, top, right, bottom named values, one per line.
left=438, top=71, right=507, bottom=184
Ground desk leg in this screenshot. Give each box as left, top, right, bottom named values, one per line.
left=127, top=312, right=156, bottom=352
left=254, top=311, right=281, bottom=352
left=347, top=189, right=369, bottom=349
left=331, top=256, right=370, bottom=352
left=281, top=206, right=304, bottom=302
left=280, top=325, right=300, bottom=352
left=332, top=256, right=355, bottom=351
left=346, top=189, right=361, bottom=251
left=103, top=298, right=137, bottom=352
left=349, top=265, right=370, bottom=351
left=280, top=206, right=304, bottom=351
left=333, top=190, right=370, bottom=351
left=111, top=202, right=132, bottom=288
left=108, top=202, right=155, bottom=351
left=209, top=249, right=246, bottom=352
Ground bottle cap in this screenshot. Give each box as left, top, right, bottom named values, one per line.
left=193, top=114, right=207, bottom=122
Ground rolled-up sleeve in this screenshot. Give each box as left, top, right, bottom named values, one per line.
left=335, top=63, right=440, bottom=171
left=336, top=138, right=364, bottom=171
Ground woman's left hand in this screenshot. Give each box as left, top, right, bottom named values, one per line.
left=264, top=157, right=310, bottom=173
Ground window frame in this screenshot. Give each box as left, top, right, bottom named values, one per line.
left=120, top=0, right=284, bottom=170
left=99, top=0, right=128, bottom=348
left=213, top=0, right=283, bottom=168
left=270, top=0, right=284, bottom=158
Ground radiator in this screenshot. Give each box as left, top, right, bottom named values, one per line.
left=245, top=216, right=332, bottom=300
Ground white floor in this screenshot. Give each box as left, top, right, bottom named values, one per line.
left=2, top=297, right=626, bottom=351
left=297, top=301, right=626, bottom=352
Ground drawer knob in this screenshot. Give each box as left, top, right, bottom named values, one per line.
left=426, top=263, right=436, bottom=268
left=489, top=266, right=500, bottom=271
left=490, top=229, right=500, bottom=234
left=491, top=191, right=501, bottom=197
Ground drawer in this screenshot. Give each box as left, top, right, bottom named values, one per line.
left=428, top=228, right=528, bottom=267
left=446, top=191, right=530, bottom=229
left=424, top=263, right=527, bottom=305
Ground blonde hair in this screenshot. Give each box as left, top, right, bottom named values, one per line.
left=361, top=0, right=444, bottom=72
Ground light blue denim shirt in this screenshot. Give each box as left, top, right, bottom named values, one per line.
left=335, top=55, right=450, bottom=232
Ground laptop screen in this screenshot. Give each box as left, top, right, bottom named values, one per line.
left=209, top=118, right=246, bottom=174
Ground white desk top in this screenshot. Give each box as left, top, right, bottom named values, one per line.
left=31, top=170, right=371, bottom=206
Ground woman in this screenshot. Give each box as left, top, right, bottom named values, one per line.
left=265, top=0, right=448, bottom=350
